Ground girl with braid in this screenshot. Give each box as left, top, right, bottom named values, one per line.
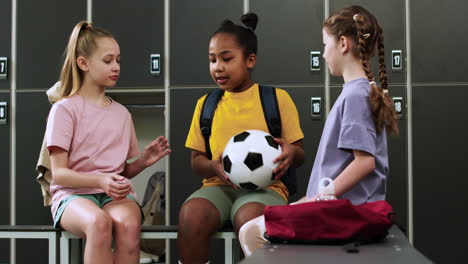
left=238, top=5, right=399, bottom=256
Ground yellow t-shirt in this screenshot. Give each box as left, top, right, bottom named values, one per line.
left=185, top=83, right=304, bottom=201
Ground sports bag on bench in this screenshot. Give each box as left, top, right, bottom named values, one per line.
left=264, top=199, right=394, bottom=245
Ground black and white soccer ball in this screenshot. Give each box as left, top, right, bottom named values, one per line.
left=222, top=130, right=282, bottom=190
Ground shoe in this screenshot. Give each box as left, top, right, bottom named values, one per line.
left=139, top=250, right=153, bottom=263
left=140, top=250, right=160, bottom=263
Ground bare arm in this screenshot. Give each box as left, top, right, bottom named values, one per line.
left=272, top=139, right=305, bottom=179
left=191, top=150, right=237, bottom=188
left=123, top=136, right=171, bottom=179
left=333, top=149, right=375, bottom=197
left=49, top=146, right=131, bottom=199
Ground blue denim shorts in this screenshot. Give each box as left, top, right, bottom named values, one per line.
left=53, top=193, right=141, bottom=228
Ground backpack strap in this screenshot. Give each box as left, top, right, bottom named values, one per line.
left=200, top=89, right=225, bottom=159
left=259, top=85, right=297, bottom=195
left=259, top=85, right=282, bottom=138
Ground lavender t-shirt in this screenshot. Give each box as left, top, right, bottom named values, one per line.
left=46, top=95, right=140, bottom=218
left=306, top=78, right=388, bottom=204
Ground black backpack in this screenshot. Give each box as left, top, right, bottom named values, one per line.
left=199, top=85, right=297, bottom=195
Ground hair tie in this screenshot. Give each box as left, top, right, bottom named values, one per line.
left=243, top=25, right=253, bottom=31
left=369, top=81, right=376, bottom=86
left=363, top=33, right=371, bottom=39
left=383, top=89, right=389, bottom=94
left=353, top=14, right=360, bottom=21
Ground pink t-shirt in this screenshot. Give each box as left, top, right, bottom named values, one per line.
left=46, top=95, right=140, bottom=218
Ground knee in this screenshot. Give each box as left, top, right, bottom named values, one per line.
left=178, top=199, right=219, bottom=235
left=114, top=219, right=141, bottom=253
left=115, top=219, right=141, bottom=238
left=84, top=212, right=113, bottom=245
left=233, top=202, right=265, bottom=232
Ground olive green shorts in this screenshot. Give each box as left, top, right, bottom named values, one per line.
left=185, top=185, right=287, bottom=227
left=53, top=193, right=141, bottom=228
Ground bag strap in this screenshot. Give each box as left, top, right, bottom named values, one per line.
left=259, top=85, right=282, bottom=138
left=200, top=89, right=225, bottom=159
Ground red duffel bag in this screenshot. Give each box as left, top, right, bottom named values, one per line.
left=264, top=199, right=394, bottom=244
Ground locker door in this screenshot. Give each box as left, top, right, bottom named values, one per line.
left=0, top=93, right=10, bottom=264
left=15, top=92, right=52, bottom=264
left=17, top=0, right=86, bottom=90
left=412, top=85, right=468, bottom=263
left=170, top=0, right=243, bottom=86
left=250, top=0, right=324, bottom=85
left=412, top=1, right=468, bottom=262
left=93, top=0, right=165, bottom=89
left=0, top=0, right=11, bottom=90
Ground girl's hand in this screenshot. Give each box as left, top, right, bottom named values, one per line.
left=272, top=138, right=295, bottom=180
left=212, top=154, right=238, bottom=189
left=290, top=194, right=320, bottom=205
left=141, top=136, right=171, bottom=167
left=100, top=174, right=132, bottom=200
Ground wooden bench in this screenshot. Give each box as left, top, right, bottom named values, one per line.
left=0, top=225, right=59, bottom=264
left=61, top=225, right=237, bottom=264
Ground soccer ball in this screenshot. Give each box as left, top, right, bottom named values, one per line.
left=222, top=130, right=282, bottom=190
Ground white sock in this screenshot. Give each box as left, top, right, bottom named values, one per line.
left=239, top=216, right=267, bottom=256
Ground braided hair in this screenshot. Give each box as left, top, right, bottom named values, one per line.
left=324, top=6, right=398, bottom=135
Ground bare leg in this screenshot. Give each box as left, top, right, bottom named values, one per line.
left=103, top=198, right=142, bottom=264
left=238, top=215, right=267, bottom=257
left=232, top=202, right=265, bottom=234
left=60, top=198, right=113, bottom=264
left=177, top=198, right=220, bottom=264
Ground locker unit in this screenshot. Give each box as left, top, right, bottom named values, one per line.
left=93, top=0, right=165, bottom=89
left=16, top=0, right=86, bottom=90
left=250, top=0, right=324, bottom=85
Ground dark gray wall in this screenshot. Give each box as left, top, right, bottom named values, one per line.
left=17, top=0, right=86, bottom=90
left=93, top=0, right=164, bottom=89
left=250, top=0, right=324, bottom=85
left=411, top=1, right=468, bottom=263
left=170, top=0, right=243, bottom=86
left=329, top=0, right=406, bottom=85
left=0, top=0, right=11, bottom=90
left=0, top=93, right=10, bottom=264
